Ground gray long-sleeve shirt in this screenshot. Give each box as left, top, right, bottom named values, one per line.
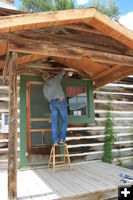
left=43, top=70, right=65, bottom=102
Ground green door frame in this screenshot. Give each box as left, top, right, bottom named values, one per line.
left=20, top=75, right=94, bottom=168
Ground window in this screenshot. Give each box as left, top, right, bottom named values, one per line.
left=61, top=79, right=94, bottom=124
left=1, top=113, right=9, bottom=133
left=66, top=86, right=87, bottom=116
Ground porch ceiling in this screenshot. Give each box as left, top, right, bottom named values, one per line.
left=0, top=8, right=133, bottom=88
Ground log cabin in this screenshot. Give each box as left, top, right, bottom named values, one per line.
left=0, top=7, right=133, bottom=199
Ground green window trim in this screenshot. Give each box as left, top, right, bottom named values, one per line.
left=61, top=78, right=95, bottom=124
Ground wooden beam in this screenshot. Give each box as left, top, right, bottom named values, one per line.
left=16, top=55, right=48, bottom=66
left=8, top=52, right=18, bottom=200
left=0, top=9, right=94, bottom=33
left=0, top=39, right=8, bottom=56
left=65, top=23, right=107, bottom=35
left=8, top=34, right=133, bottom=66
left=2, top=43, right=10, bottom=84
left=52, top=56, right=92, bottom=78
left=85, top=51, right=133, bottom=67
left=9, top=28, right=133, bottom=56
left=94, top=65, right=121, bottom=80
left=0, top=54, right=47, bottom=70
left=95, top=66, right=133, bottom=88
left=0, top=8, right=133, bottom=49
left=9, top=35, right=82, bottom=59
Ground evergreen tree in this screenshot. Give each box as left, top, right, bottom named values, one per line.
left=55, top=0, right=75, bottom=10
left=89, top=0, right=120, bottom=19
left=20, top=0, right=53, bottom=12
left=20, top=0, right=75, bottom=12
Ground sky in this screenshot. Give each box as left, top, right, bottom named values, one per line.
left=10, top=0, right=133, bottom=31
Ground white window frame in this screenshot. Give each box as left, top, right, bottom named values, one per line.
left=1, top=113, right=9, bottom=133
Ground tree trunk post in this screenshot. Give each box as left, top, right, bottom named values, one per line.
left=8, top=52, right=18, bottom=200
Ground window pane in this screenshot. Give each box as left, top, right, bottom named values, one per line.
left=77, top=87, right=86, bottom=96
left=66, top=86, right=87, bottom=116
left=77, top=96, right=87, bottom=115
left=66, top=86, right=76, bottom=97
left=67, top=96, right=77, bottom=115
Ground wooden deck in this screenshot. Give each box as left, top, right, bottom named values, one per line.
left=1, top=161, right=133, bottom=200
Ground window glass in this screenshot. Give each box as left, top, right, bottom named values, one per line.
left=66, top=86, right=87, bottom=116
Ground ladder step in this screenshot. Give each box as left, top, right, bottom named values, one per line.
left=52, top=154, right=66, bottom=157
left=54, top=164, right=67, bottom=167
left=54, top=161, right=65, bottom=164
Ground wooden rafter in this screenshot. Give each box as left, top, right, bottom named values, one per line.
left=0, top=8, right=133, bottom=48
left=65, top=23, right=106, bottom=35
left=94, top=65, right=121, bottom=80
left=52, top=56, right=92, bottom=78
left=9, top=31, right=133, bottom=66
left=95, top=66, right=133, bottom=88
left=0, top=9, right=94, bottom=33
left=85, top=51, right=133, bottom=67
left=0, top=54, right=47, bottom=70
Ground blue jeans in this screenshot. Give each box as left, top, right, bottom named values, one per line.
left=50, top=99, right=68, bottom=143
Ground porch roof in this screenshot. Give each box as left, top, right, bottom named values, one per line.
left=0, top=8, right=133, bottom=88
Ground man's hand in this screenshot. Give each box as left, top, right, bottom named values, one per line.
left=59, top=97, right=64, bottom=101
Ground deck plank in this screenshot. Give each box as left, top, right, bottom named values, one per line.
left=1, top=161, right=133, bottom=200
left=36, top=168, right=74, bottom=197
left=80, top=163, right=119, bottom=184
left=73, top=164, right=114, bottom=188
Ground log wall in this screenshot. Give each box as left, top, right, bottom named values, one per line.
left=67, top=76, right=133, bottom=164
left=0, top=75, right=20, bottom=170
left=0, top=75, right=133, bottom=169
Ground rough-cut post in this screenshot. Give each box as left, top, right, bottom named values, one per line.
left=3, top=43, right=10, bottom=85
left=8, top=52, right=18, bottom=200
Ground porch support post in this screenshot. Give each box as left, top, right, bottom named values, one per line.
left=3, top=43, right=10, bottom=85
left=8, top=52, right=18, bottom=200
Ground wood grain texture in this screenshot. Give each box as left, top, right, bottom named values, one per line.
left=8, top=52, right=18, bottom=200
left=0, top=8, right=133, bottom=49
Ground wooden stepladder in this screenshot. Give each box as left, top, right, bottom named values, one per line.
left=48, top=144, right=72, bottom=172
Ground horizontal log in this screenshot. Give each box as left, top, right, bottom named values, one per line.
left=113, top=156, right=133, bottom=165
left=95, top=118, right=133, bottom=126
left=67, top=133, right=133, bottom=142
left=104, top=83, right=133, bottom=89
left=69, top=147, right=133, bottom=158
left=10, top=27, right=133, bottom=56
left=95, top=91, right=133, bottom=101
left=9, top=35, right=82, bottom=59
left=95, top=102, right=133, bottom=111
left=9, top=34, right=133, bottom=67
left=95, top=99, right=133, bottom=105
left=95, top=66, right=133, bottom=88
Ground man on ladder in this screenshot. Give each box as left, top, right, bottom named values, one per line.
left=42, top=68, right=67, bottom=145
left=42, top=68, right=71, bottom=172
